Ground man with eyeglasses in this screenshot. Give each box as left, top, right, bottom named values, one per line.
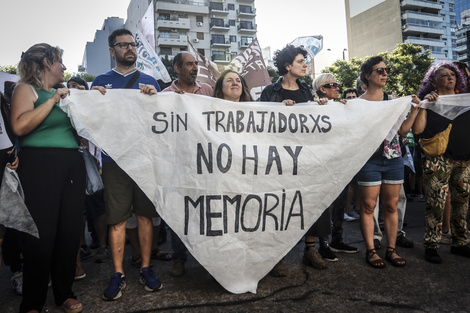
left=91, top=28, right=163, bottom=301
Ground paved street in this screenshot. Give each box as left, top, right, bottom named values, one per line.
left=1, top=198, right=470, bottom=313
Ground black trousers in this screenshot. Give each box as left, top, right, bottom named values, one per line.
left=18, top=148, right=85, bottom=313
left=306, top=184, right=349, bottom=246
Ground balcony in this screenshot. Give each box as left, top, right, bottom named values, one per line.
left=211, top=39, right=231, bottom=48
left=209, top=5, right=229, bottom=15
left=156, top=0, right=208, bottom=14
left=156, top=17, right=190, bottom=30
left=400, top=0, right=441, bottom=15
left=237, top=23, right=257, bottom=34
left=157, top=34, right=188, bottom=47
left=238, top=40, right=251, bottom=49
left=404, top=36, right=445, bottom=47
left=212, top=52, right=231, bottom=63
left=237, top=8, right=256, bottom=18
left=402, top=23, right=443, bottom=36
left=210, top=22, right=230, bottom=31
left=401, top=10, right=443, bottom=22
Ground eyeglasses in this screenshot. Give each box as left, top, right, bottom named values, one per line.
left=113, top=42, right=137, bottom=49
left=323, top=82, right=339, bottom=89
left=372, top=67, right=391, bottom=75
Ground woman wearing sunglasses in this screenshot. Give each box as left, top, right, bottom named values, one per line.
left=311, top=73, right=360, bottom=260
left=356, top=56, right=420, bottom=269
left=312, top=73, right=345, bottom=105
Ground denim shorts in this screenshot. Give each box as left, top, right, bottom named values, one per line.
left=356, top=156, right=404, bottom=186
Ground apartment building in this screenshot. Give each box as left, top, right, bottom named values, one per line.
left=345, top=0, right=457, bottom=62
left=82, top=0, right=257, bottom=74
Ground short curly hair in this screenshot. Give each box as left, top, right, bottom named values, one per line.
left=417, top=62, right=467, bottom=99
left=273, top=45, right=308, bottom=76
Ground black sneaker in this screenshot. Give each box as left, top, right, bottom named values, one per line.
left=424, top=248, right=442, bottom=264
left=450, top=245, right=470, bottom=258
left=396, top=234, right=414, bottom=248
left=318, top=246, right=338, bottom=262
left=374, top=239, right=382, bottom=250
left=330, top=242, right=359, bottom=254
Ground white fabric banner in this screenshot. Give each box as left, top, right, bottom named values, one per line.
left=135, top=29, right=171, bottom=83
left=141, top=0, right=155, bottom=49
left=60, top=91, right=412, bottom=293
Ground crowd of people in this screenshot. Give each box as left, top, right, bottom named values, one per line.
left=1, top=28, right=470, bottom=313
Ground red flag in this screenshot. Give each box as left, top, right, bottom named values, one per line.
left=229, top=38, right=271, bottom=100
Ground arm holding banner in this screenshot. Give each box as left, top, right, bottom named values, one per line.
left=398, top=95, right=421, bottom=136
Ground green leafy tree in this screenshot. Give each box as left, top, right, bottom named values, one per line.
left=267, top=66, right=279, bottom=83
left=323, top=43, right=433, bottom=96
left=322, top=57, right=362, bottom=89
left=384, top=43, right=433, bottom=96
left=157, top=55, right=177, bottom=89
left=76, top=72, right=96, bottom=82
left=0, top=65, right=17, bottom=74
left=64, top=72, right=72, bottom=82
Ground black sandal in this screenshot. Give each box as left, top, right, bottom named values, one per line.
left=366, top=249, right=386, bottom=269
left=385, top=247, right=406, bottom=267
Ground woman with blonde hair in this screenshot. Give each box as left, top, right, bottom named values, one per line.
left=11, top=43, right=85, bottom=313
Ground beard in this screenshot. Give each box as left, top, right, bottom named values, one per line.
left=116, top=52, right=137, bottom=67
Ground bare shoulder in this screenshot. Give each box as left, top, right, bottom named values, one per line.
left=11, top=83, right=38, bottom=109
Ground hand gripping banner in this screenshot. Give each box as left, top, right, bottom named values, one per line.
left=60, top=91, right=412, bottom=293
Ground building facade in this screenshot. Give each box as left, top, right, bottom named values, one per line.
left=82, top=0, right=257, bottom=74
left=345, top=0, right=457, bottom=62
left=455, top=1, right=470, bottom=65
left=81, top=17, right=125, bottom=76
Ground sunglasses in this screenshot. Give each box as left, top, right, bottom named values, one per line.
left=372, top=67, right=391, bottom=75
left=323, top=82, right=339, bottom=89
left=113, top=42, right=137, bottom=49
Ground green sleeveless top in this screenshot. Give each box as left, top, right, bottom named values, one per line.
left=19, top=85, right=78, bottom=149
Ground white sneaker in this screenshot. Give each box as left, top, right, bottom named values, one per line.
left=343, top=212, right=355, bottom=222
left=11, top=271, right=23, bottom=295
left=348, top=210, right=360, bottom=219
left=440, top=231, right=452, bottom=245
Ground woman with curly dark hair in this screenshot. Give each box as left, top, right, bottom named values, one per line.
left=413, top=62, right=470, bottom=264
left=259, top=44, right=312, bottom=105
left=260, top=45, right=332, bottom=275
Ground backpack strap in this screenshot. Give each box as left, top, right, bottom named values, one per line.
left=124, top=70, right=141, bottom=89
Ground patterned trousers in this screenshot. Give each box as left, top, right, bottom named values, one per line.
left=423, top=155, right=470, bottom=249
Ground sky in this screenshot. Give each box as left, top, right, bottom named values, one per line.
left=1, top=0, right=348, bottom=72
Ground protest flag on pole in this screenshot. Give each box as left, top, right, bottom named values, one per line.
left=135, top=1, right=171, bottom=83
left=141, top=0, right=155, bottom=48
left=187, top=38, right=220, bottom=87
left=228, top=38, right=271, bottom=100
left=290, top=35, right=323, bottom=61
left=135, top=30, right=172, bottom=83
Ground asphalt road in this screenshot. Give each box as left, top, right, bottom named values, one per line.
left=1, top=197, right=470, bottom=313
